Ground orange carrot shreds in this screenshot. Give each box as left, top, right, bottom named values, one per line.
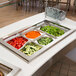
left=25, top=31, right=41, bottom=39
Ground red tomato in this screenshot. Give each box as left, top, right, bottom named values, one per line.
left=7, top=36, right=28, bottom=49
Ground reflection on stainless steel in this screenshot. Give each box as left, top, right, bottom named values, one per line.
left=0, top=59, right=20, bottom=76
left=0, top=20, right=75, bottom=62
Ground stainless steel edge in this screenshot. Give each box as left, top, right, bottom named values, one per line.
left=0, top=58, right=20, bottom=76
left=0, top=20, right=75, bottom=62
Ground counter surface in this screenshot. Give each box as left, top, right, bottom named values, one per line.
left=0, top=13, right=76, bottom=76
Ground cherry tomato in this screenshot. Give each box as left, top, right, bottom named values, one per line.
left=7, top=36, right=28, bottom=49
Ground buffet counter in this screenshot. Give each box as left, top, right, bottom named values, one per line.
left=0, top=13, right=76, bottom=76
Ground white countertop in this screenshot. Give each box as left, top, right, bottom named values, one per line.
left=0, top=13, right=76, bottom=76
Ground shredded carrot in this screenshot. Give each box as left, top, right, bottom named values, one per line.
left=25, top=31, right=41, bottom=39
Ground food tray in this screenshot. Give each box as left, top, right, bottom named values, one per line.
left=34, top=34, right=55, bottom=46
left=0, top=58, right=20, bottom=76
left=5, top=34, right=28, bottom=49
left=22, top=28, right=45, bottom=40
left=0, top=20, right=75, bottom=62
left=35, top=20, right=69, bottom=38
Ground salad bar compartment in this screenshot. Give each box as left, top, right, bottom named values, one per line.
left=25, top=31, right=41, bottom=39
left=7, top=36, right=28, bottom=49
left=20, top=42, right=42, bottom=56
left=0, top=20, right=75, bottom=62
left=0, top=59, right=20, bottom=76
left=37, top=35, right=54, bottom=46
left=36, top=20, right=69, bottom=38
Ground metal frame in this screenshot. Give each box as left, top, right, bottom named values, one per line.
left=0, top=58, right=20, bottom=76
left=0, top=20, right=75, bottom=62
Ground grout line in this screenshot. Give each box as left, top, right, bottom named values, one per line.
left=58, top=62, right=76, bottom=72
left=51, top=70, right=67, bottom=76
left=58, top=62, right=63, bottom=76
left=67, top=64, right=70, bottom=76
left=43, top=57, right=76, bottom=76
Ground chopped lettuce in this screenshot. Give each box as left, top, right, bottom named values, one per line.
left=40, top=25, right=64, bottom=37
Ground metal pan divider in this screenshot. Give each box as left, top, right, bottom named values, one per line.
left=4, top=33, right=22, bottom=42
left=18, top=40, right=33, bottom=51
left=45, top=20, right=70, bottom=30
left=21, top=26, right=36, bottom=35
left=39, top=20, right=70, bottom=32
